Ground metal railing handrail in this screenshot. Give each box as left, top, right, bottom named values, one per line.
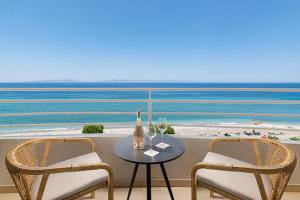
left=1, top=87, right=300, bottom=92
left=0, top=112, right=137, bottom=117
left=1, top=99, right=300, bottom=105
left=0, top=99, right=147, bottom=103
left=1, top=111, right=300, bottom=118
left=1, top=87, right=300, bottom=132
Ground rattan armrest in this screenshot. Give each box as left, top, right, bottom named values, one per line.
left=49, top=162, right=113, bottom=174
left=6, top=138, right=98, bottom=174
left=209, top=138, right=267, bottom=151
left=208, top=138, right=289, bottom=166
left=16, top=162, right=113, bottom=175
left=37, top=138, right=96, bottom=152
left=191, top=161, right=283, bottom=176
left=36, top=138, right=95, bottom=167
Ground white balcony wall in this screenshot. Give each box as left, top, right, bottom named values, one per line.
left=0, top=135, right=299, bottom=190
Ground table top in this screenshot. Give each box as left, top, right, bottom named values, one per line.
left=114, top=134, right=185, bottom=164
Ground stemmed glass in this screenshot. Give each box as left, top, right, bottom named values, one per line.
left=146, top=122, right=157, bottom=153
left=158, top=118, right=168, bottom=146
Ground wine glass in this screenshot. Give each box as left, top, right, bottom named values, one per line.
left=158, top=118, right=168, bottom=144
left=146, top=122, right=157, bottom=153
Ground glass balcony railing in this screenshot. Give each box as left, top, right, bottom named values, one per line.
left=0, top=87, right=300, bottom=140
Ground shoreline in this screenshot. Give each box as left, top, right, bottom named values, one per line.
left=1, top=123, right=300, bottom=142
left=2, top=122, right=300, bottom=133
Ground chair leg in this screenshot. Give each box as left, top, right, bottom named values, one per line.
left=108, top=175, right=114, bottom=200
left=91, top=191, right=95, bottom=199
left=191, top=174, right=197, bottom=200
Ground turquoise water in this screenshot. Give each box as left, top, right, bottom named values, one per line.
left=1, top=82, right=300, bottom=133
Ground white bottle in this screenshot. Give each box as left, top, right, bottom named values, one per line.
left=133, top=110, right=144, bottom=149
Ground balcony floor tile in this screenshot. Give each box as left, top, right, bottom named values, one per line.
left=0, top=187, right=299, bottom=200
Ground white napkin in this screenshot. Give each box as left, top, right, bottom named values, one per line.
left=144, top=149, right=159, bottom=157
left=156, top=142, right=170, bottom=149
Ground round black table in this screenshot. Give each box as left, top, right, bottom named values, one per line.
left=114, top=134, right=185, bottom=200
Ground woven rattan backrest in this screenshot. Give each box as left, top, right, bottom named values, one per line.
left=6, top=141, right=38, bottom=200
left=265, top=143, right=287, bottom=184
left=6, top=138, right=100, bottom=200
left=264, top=141, right=296, bottom=200
left=16, top=142, right=38, bottom=186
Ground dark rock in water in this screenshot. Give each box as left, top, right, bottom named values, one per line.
left=224, top=133, right=231, bottom=137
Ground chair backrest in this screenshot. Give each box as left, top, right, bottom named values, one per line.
left=6, top=140, right=39, bottom=200
left=6, top=138, right=96, bottom=200
left=263, top=140, right=297, bottom=200
left=209, top=138, right=297, bottom=200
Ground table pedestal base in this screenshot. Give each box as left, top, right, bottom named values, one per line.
left=127, top=163, right=175, bottom=200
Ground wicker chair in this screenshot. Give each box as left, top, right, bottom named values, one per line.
left=5, top=138, right=113, bottom=200
left=191, top=138, right=297, bottom=200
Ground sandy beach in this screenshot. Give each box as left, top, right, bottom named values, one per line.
left=1, top=123, right=300, bottom=142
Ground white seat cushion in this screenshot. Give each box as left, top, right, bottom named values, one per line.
left=32, top=152, right=108, bottom=200
left=196, top=152, right=272, bottom=200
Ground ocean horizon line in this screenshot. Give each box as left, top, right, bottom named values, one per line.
left=1, top=81, right=300, bottom=84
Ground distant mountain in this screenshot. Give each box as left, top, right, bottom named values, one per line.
left=28, top=79, right=88, bottom=83
left=26, top=79, right=194, bottom=83
left=102, top=79, right=190, bottom=83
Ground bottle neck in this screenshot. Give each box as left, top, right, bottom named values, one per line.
left=137, top=118, right=142, bottom=126
left=137, top=110, right=142, bottom=126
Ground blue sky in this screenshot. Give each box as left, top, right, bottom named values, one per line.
left=0, top=0, right=299, bottom=82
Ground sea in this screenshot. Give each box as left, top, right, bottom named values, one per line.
left=1, top=82, right=300, bottom=134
